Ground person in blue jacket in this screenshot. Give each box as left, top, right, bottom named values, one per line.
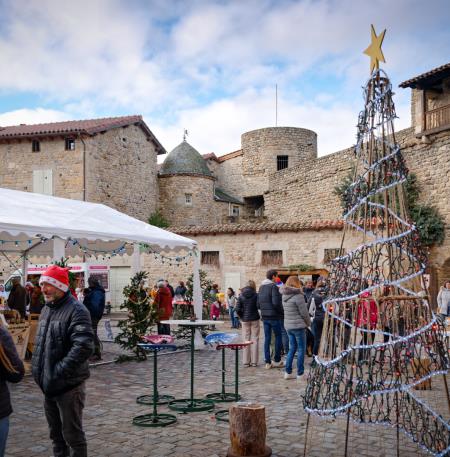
left=83, top=276, right=105, bottom=361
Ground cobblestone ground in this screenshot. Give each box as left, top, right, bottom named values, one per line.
left=6, top=320, right=441, bottom=457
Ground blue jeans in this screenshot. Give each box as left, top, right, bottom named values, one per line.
left=285, top=328, right=306, bottom=375
left=311, top=319, right=323, bottom=356
left=0, top=416, right=9, bottom=457
left=281, top=320, right=289, bottom=353
left=263, top=319, right=282, bottom=363
left=229, top=306, right=238, bottom=328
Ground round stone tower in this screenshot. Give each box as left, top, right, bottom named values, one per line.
left=240, top=127, right=317, bottom=198
left=158, top=140, right=216, bottom=226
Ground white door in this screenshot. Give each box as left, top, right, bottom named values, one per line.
left=32, top=169, right=53, bottom=195
left=224, top=272, right=241, bottom=293
left=110, top=266, right=131, bottom=311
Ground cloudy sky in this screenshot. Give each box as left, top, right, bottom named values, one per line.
left=0, top=0, right=449, bottom=158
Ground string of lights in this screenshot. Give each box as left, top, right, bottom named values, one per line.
left=303, top=68, right=449, bottom=456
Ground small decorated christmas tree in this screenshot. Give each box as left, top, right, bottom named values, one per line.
left=172, top=269, right=214, bottom=340
left=115, top=271, right=158, bottom=360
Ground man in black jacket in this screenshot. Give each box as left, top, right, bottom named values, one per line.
left=308, top=281, right=326, bottom=356
left=32, top=265, right=93, bottom=457
left=7, top=277, right=27, bottom=319
left=257, top=269, right=284, bottom=369
left=83, top=276, right=105, bottom=361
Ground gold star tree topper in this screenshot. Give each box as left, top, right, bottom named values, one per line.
left=363, top=24, right=386, bottom=73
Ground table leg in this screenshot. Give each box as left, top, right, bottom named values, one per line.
left=190, top=327, right=195, bottom=404
left=235, top=347, right=239, bottom=401
left=168, top=325, right=215, bottom=413
left=153, top=350, right=158, bottom=417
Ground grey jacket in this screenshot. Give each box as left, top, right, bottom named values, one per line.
left=280, top=286, right=311, bottom=330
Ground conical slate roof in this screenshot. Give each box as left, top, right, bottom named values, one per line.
left=159, top=140, right=212, bottom=177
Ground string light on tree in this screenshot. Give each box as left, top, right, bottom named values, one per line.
left=302, top=26, right=450, bottom=457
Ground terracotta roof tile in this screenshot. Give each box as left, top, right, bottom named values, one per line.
left=202, top=152, right=219, bottom=161
left=0, top=115, right=166, bottom=154
left=399, top=62, right=450, bottom=88
left=217, top=149, right=243, bottom=162
left=170, top=220, right=344, bottom=235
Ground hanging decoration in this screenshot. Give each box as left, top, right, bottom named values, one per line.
left=302, top=26, right=450, bottom=457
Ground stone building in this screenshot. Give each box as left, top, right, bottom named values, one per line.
left=0, top=115, right=164, bottom=296
left=158, top=139, right=244, bottom=226
left=0, top=62, right=449, bottom=308
left=148, top=62, right=450, bottom=304
left=0, top=115, right=164, bottom=221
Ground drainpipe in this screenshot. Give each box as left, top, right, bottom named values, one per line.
left=78, top=132, right=87, bottom=201
left=78, top=133, right=87, bottom=263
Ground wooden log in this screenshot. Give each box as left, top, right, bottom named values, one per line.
left=412, top=358, right=432, bottom=390
left=227, top=403, right=272, bottom=457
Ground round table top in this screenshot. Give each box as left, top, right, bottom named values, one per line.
left=160, top=319, right=224, bottom=327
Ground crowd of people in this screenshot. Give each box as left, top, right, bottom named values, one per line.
left=0, top=267, right=447, bottom=457
left=206, top=270, right=328, bottom=380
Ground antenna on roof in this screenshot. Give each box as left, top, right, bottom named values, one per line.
left=183, top=129, right=188, bottom=141
left=275, top=84, right=278, bottom=127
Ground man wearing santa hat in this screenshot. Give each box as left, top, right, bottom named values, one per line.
left=32, top=265, right=93, bottom=457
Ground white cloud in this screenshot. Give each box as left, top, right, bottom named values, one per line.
left=0, top=0, right=448, bottom=160
left=0, top=108, right=72, bottom=127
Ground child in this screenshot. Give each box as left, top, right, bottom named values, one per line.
left=210, top=299, right=221, bottom=321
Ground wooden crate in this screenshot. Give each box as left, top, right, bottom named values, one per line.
left=8, top=323, right=30, bottom=361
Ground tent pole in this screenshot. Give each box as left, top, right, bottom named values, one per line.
left=52, top=237, right=65, bottom=263
left=21, top=255, right=28, bottom=286
left=192, top=247, right=203, bottom=349
left=131, top=243, right=141, bottom=276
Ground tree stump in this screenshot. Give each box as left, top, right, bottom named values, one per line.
left=227, top=403, right=272, bottom=457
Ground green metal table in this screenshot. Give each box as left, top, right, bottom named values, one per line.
left=162, top=319, right=223, bottom=413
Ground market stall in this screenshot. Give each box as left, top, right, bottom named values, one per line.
left=0, top=187, right=202, bottom=359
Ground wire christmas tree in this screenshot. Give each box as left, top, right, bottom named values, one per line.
left=303, top=27, right=450, bottom=456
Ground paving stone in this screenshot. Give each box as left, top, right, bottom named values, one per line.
left=6, top=338, right=440, bottom=456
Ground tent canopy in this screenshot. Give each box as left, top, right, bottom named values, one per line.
left=0, top=188, right=196, bottom=255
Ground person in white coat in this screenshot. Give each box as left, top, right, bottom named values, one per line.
left=437, top=281, right=450, bottom=317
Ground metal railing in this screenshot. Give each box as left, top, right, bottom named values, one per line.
left=425, top=103, right=450, bottom=131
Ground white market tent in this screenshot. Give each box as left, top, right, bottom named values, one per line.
left=0, top=188, right=203, bottom=323
left=0, top=187, right=196, bottom=251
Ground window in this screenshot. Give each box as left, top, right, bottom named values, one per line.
left=32, top=140, right=40, bottom=152
left=324, top=248, right=345, bottom=264
left=230, top=205, right=240, bottom=217
left=201, top=251, right=220, bottom=267
left=277, top=155, right=288, bottom=171
left=65, top=138, right=75, bottom=150
left=261, top=250, right=283, bottom=266
left=185, top=193, right=192, bottom=205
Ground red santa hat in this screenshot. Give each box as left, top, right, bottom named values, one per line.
left=39, top=265, right=69, bottom=292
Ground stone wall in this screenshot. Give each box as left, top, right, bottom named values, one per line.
left=240, top=127, right=317, bottom=197
left=264, top=146, right=355, bottom=223
left=264, top=127, right=450, bottom=285
left=214, top=155, right=244, bottom=199
left=0, top=137, right=84, bottom=199
left=142, top=228, right=362, bottom=290
left=158, top=175, right=229, bottom=226
left=86, top=125, right=159, bottom=221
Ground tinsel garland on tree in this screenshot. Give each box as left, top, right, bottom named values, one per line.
left=303, top=68, right=450, bottom=456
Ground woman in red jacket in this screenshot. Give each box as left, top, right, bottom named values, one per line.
left=356, top=290, right=378, bottom=362
left=154, top=281, right=173, bottom=335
